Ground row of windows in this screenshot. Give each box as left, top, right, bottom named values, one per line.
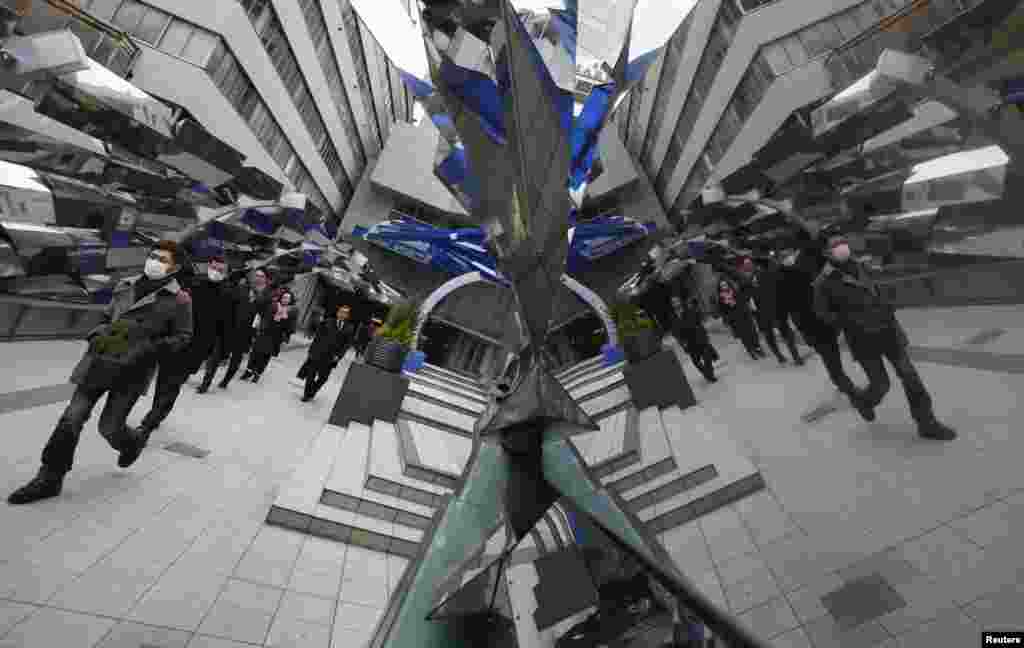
left=654, top=0, right=742, bottom=200
left=640, top=9, right=695, bottom=172
left=77, top=0, right=331, bottom=214
left=296, top=0, right=367, bottom=179
left=341, top=3, right=383, bottom=154
left=238, top=0, right=353, bottom=204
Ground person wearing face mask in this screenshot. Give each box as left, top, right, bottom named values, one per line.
left=135, top=256, right=235, bottom=439
left=739, top=256, right=804, bottom=366
left=9, top=241, right=193, bottom=505
left=813, top=236, right=956, bottom=441
left=198, top=268, right=273, bottom=392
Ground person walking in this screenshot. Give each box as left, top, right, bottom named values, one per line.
left=669, top=294, right=718, bottom=382
left=740, top=257, right=803, bottom=365
left=717, top=279, right=764, bottom=360
left=271, top=290, right=297, bottom=357
left=301, top=304, right=357, bottom=402
left=8, top=241, right=193, bottom=504
left=197, top=268, right=272, bottom=392
left=244, top=289, right=289, bottom=383
left=813, top=235, right=956, bottom=440
left=136, top=255, right=233, bottom=439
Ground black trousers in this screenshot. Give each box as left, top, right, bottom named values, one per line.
left=850, top=334, right=936, bottom=425
left=247, top=350, right=272, bottom=376
left=201, top=340, right=245, bottom=388
left=139, top=365, right=187, bottom=430
left=672, top=329, right=717, bottom=380
left=756, top=314, right=801, bottom=362
left=303, top=361, right=335, bottom=399
left=41, top=385, right=141, bottom=475
left=791, top=314, right=857, bottom=396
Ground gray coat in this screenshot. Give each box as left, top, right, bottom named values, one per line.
left=70, top=276, right=194, bottom=393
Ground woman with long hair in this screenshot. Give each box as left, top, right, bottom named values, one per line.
left=243, top=290, right=290, bottom=383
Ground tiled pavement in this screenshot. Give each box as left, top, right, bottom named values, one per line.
left=1, top=307, right=1023, bottom=647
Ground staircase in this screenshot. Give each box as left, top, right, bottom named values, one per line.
left=266, top=356, right=764, bottom=557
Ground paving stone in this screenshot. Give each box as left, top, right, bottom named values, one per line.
left=769, top=627, right=815, bottom=648
left=196, top=579, right=283, bottom=645
left=723, top=566, right=780, bottom=614
left=961, top=581, right=1024, bottom=626
left=0, top=607, right=115, bottom=648
left=821, top=574, right=906, bottom=630
left=0, top=601, right=37, bottom=637
left=803, top=614, right=891, bottom=648
left=95, top=621, right=192, bottom=648
left=735, top=596, right=799, bottom=640
left=783, top=571, right=845, bottom=625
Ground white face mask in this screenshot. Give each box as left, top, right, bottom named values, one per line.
left=208, top=268, right=225, bottom=282
left=831, top=244, right=852, bottom=263
left=144, top=258, right=168, bottom=280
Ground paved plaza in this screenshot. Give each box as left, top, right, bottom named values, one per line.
left=1, top=306, right=1023, bottom=647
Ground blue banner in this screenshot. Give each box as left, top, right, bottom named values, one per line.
left=570, top=82, right=615, bottom=189
left=241, top=208, right=276, bottom=235
left=1008, top=79, right=1024, bottom=104
left=439, top=58, right=507, bottom=144
left=76, top=242, right=107, bottom=275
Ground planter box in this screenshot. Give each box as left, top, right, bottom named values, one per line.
left=602, top=343, right=624, bottom=367
left=403, top=350, right=426, bottom=372
left=329, top=361, right=410, bottom=428
left=365, top=337, right=409, bottom=374
left=623, top=349, right=696, bottom=411
left=621, top=328, right=663, bottom=364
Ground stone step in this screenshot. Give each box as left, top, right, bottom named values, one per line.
left=560, top=363, right=625, bottom=392
left=624, top=464, right=719, bottom=515
left=410, top=367, right=488, bottom=395
left=406, top=379, right=488, bottom=411
left=366, top=420, right=451, bottom=510
left=397, top=418, right=471, bottom=487
left=580, top=385, right=632, bottom=421
left=555, top=355, right=606, bottom=381
left=270, top=423, right=346, bottom=516
left=398, top=395, right=478, bottom=437
left=421, top=363, right=480, bottom=386
left=404, top=371, right=489, bottom=401
left=423, top=362, right=479, bottom=382
left=601, top=406, right=675, bottom=486
left=567, top=371, right=626, bottom=402
left=402, top=385, right=486, bottom=417
left=570, top=407, right=634, bottom=474
left=639, top=406, right=767, bottom=533
left=319, top=487, right=434, bottom=532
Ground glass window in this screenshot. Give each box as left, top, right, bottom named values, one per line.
left=761, top=42, right=792, bottom=76
left=833, top=11, right=863, bottom=41
left=182, top=30, right=217, bottom=67
left=159, top=20, right=193, bottom=58
left=799, top=21, right=842, bottom=58
left=135, top=7, right=170, bottom=44
left=854, top=1, right=886, bottom=29
left=88, top=0, right=121, bottom=21
left=112, top=0, right=145, bottom=32
left=780, top=34, right=808, bottom=68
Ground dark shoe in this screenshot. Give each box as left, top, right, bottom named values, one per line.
left=135, top=425, right=155, bottom=446
left=218, top=380, right=230, bottom=389
left=117, top=434, right=145, bottom=468
left=848, top=392, right=877, bottom=422
left=918, top=420, right=957, bottom=441
left=241, top=370, right=254, bottom=381
left=250, top=373, right=261, bottom=383
left=196, top=383, right=210, bottom=394
left=301, top=395, right=313, bottom=402
left=776, top=355, right=788, bottom=364
left=8, top=469, right=63, bottom=504
left=794, top=356, right=806, bottom=366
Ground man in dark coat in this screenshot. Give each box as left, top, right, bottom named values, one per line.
left=197, top=268, right=272, bottom=392
left=813, top=235, right=956, bottom=440
left=301, top=304, right=357, bottom=402
left=669, top=294, right=718, bottom=382
left=8, top=240, right=193, bottom=505
left=741, top=257, right=803, bottom=365
left=135, top=256, right=234, bottom=437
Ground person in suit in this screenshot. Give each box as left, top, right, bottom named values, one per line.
left=197, top=268, right=272, bottom=392
left=300, top=304, right=357, bottom=402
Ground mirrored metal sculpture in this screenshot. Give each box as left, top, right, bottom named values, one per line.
left=367, top=2, right=768, bottom=646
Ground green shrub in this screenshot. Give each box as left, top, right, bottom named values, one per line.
left=610, top=301, right=656, bottom=338
left=376, top=301, right=419, bottom=347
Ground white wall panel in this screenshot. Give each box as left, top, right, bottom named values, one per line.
left=323, top=0, right=381, bottom=160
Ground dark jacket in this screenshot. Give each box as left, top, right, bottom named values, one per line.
left=750, top=264, right=784, bottom=324
left=813, top=261, right=907, bottom=346
left=71, top=275, right=193, bottom=391
left=779, top=250, right=837, bottom=344
left=230, top=284, right=273, bottom=351
left=252, top=302, right=291, bottom=357
left=307, top=318, right=357, bottom=366
left=176, top=276, right=235, bottom=375
left=670, top=298, right=711, bottom=351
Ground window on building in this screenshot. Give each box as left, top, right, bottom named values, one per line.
left=111, top=0, right=145, bottom=33
left=134, top=6, right=170, bottom=44
left=736, top=0, right=779, bottom=12
left=85, top=0, right=121, bottom=21
left=181, top=29, right=217, bottom=67
left=159, top=20, right=194, bottom=59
